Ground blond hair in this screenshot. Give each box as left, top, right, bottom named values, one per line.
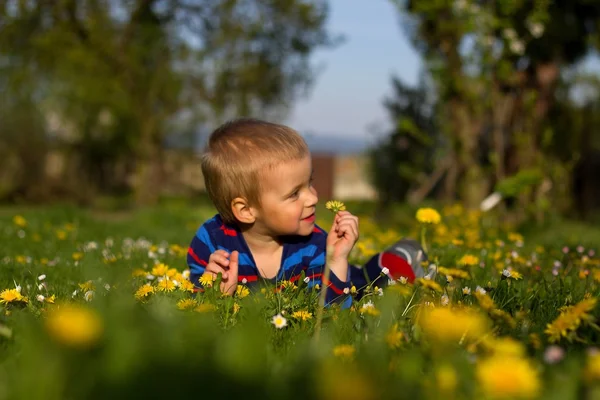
left=201, top=118, right=309, bottom=224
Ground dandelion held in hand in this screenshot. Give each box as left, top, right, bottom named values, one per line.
left=325, top=200, right=346, bottom=213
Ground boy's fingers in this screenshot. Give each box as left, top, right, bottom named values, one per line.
left=210, top=254, right=230, bottom=267
left=206, top=262, right=228, bottom=279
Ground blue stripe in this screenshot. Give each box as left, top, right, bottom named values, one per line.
left=195, top=226, right=215, bottom=253
left=309, top=252, right=325, bottom=268
left=217, top=245, right=255, bottom=267
left=188, top=262, right=206, bottom=276
left=282, top=245, right=317, bottom=271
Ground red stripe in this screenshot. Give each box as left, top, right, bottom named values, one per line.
left=313, top=226, right=323, bottom=234
left=220, top=224, right=237, bottom=236
left=238, top=275, right=258, bottom=283
left=188, top=247, right=207, bottom=266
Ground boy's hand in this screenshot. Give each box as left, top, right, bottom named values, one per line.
left=326, top=211, right=359, bottom=280
left=206, top=250, right=239, bottom=295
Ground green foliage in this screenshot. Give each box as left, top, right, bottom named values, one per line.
left=495, top=168, right=544, bottom=198
left=1, top=204, right=600, bottom=398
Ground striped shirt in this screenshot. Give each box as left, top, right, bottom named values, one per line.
left=187, top=214, right=352, bottom=306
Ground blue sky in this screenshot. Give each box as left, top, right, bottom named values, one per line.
left=285, top=0, right=421, bottom=140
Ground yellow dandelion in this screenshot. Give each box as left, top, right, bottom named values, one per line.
left=45, top=304, right=103, bottom=349
left=178, top=279, right=195, bottom=293
left=438, top=267, right=471, bottom=280
left=585, top=353, right=600, bottom=381
left=176, top=298, right=198, bottom=310
left=436, top=365, right=458, bottom=394
left=416, top=208, right=441, bottom=224
left=418, top=306, right=489, bottom=344
left=131, top=268, right=147, bottom=278
left=235, top=285, right=250, bottom=298
left=72, top=252, right=84, bottom=261
left=233, top=303, right=241, bottom=314
left=156, top=279, right=176, bottom=292
left=199, top=273, right=215, bottom=287
left=0, top=289, right=27, bottom=305
left=458, top=254, right=480, bottom=267
left=78, top=281, right=95, bottom=292
left=12, top=215, right=27, bottom=228
left=291, top=310, right=313, bottom=321
left=325, top=200, right=346, bottom=213
left=194, top=303, right=217, bottom=313
left=416, top=278, right=443, bottom=293
left=385, top=323, right=404, bottom=349
left=151, top=263, right=169, bottom=277
left=55, top=230, right=67, bottom=240
left=134, top=284, right=154, bottom=300
left=46, top=294, right=56, bottom=304
left=332, top=344, right=355, bottom=359
left=476, top=355, right=540, bottom=399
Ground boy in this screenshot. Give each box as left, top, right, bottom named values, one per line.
left=187, top=118, right=429, bottom=306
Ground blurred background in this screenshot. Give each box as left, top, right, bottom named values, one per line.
left=2, top=0, right=600, bottom=225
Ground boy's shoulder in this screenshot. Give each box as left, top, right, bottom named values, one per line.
left=197, top=214, right=240, bottom=237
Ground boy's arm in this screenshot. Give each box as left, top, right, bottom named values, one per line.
left=308, top=226, right=352, bottom=308
left=187, top=222, right=217, bottom=290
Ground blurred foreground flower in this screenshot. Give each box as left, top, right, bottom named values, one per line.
left=45, top=304, right=103, bottom=349
left=418, top=306, right=489, bottom=344
left=12, top=215, right=27, bottom=228
left=476, top=355, right=540, bottom=399
left=416, top=208, right=441, bottom=224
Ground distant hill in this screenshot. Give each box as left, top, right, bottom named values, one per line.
left=302, top=133, right=376, bottom=155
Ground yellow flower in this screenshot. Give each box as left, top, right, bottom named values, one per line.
left=45, top=304, right=103, bottom=349
left=78, top=281, right=95, bottom=292
left=235, top=285, right=250, bottom=298
left=416, top=278, right=443, bottom=293
left=360, top=301, right=380, bottom=316
left=72, top=252, right=84, bottom=261
left=179, top=279, right=195, bottom=293
left=0, top=289, right=27, bottom=304
left=13, top=215, right=27, bottom=228
left=476, top=355, right=540, bottom=399
left=199, top=273, right=215, bottom=287
left=482, top=337, right=526, bottom=358
left=134, top=284, right=154, bottom=300
left=156, top=279, right=176, bottom=292
left=55, top=230, right=67, bottom=240
left=176, top=298, right=198, bottom=310
left=585, top=353, right=600, bottom=381
left=151, top=263, right=169, bottom=277
left=438, top=267, right=470, bottom=280
left=131, top=268, right=147, bottom=278
left=458, top=254, right=480, bottom=267
left=291, top=310, right=313, bottom=321
left=436, top=365, right=458, bottom=394
left=333, top=344, right=355, bottom=359
left=418, top=307, right=489, bottom=344
left=325, top=200, right=346, bottom=213
left=385, top=323, right=404, bottom=349
left=233, top=303, right=241, bottom=314
left=416, top=208, right=441, bottom=224
left=194, top=303, right=216, bottom=313
left=545, top=297, right=597, bottom=343
left=46, top=295, right=56, bottom=304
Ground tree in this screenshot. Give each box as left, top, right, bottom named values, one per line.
left=0, top=0, right=339, bottom=204
left=388, top=0, right=600, bottom=216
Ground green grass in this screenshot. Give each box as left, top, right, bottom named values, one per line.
left=0, top=202, right=599, bottom=399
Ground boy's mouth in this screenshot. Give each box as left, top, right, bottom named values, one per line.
left=301, top=213, right=315, bottom=223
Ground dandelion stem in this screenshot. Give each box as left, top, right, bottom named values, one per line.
left=420, top=226, right=429, bottom=254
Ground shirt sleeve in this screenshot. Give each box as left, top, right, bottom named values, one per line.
left=187, top=221, right=217, bottom=290
left=307, top=225, right=352, bottom=308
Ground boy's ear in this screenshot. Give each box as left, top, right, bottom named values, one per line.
left=231, top=197, right=256, bottom=224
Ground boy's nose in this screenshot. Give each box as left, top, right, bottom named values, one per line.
left=306, top=187, right=318, bottom=207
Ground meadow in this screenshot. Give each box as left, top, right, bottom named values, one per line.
left=1, top=199, right=600, bottom=400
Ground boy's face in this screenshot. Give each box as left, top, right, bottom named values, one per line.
left=254, top=155, right=318, bottom=237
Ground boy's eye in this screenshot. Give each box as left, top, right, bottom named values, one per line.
left=290, top=190, right=300, bottom=199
